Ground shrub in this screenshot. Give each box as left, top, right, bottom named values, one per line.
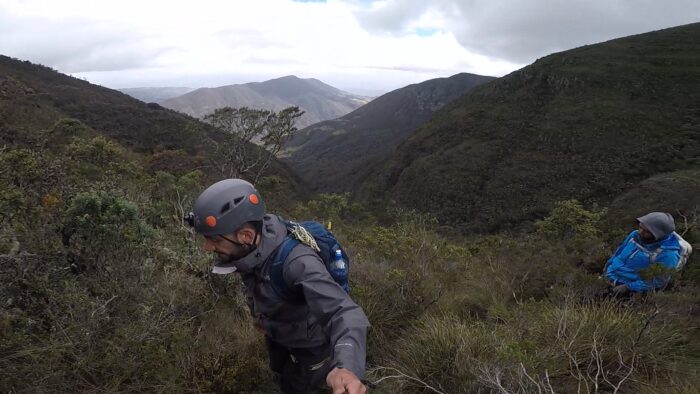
left=535, top=199, right=605, bottom=240
left=62, top=191, right=153, bottom=271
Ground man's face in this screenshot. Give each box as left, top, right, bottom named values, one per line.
left=638, top=223, right=656, bottom=243
left=202, top=232, right=248, bottom=261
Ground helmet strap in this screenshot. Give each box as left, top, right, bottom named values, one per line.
left=219, top=232, right=259, bottom=254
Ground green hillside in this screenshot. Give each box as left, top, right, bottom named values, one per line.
left=283, top=73, right=494, bottom=192
left=366, top=23, right=700, bottom=233
left=0, top=55, right=307, bottom=198
left=0, top=56, right=214, bottom=154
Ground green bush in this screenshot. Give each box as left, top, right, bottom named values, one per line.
left=535, top=199, right=605, bottom=240
left=62, top=191, right=153, bottom=270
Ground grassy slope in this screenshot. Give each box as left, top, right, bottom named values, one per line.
left=366, top=23, right=700, bottom=233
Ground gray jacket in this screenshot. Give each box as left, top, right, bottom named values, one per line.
left=232, top=214, right=369, bottom=378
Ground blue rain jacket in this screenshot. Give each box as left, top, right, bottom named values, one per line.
left=605, top=230, right=682, bottom=292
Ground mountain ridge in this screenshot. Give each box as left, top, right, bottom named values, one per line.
left=119, top=86, right=195, bottom=103
left=160, top=75, right=370, bottom=128
left=362, top=23, right=700, bottom=233
left=282, top=72, right=496, bottom=192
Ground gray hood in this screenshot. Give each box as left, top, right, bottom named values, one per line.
left=212, top=214, right=287, bottom=274
left=637, top=212, right=675, bottom=240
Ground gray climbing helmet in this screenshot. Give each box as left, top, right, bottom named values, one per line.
left=187, top=179, right=265, bottom=236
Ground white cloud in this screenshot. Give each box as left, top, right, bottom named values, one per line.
left=355, top=0, right=700, bottom=63
left=1, top=0, right=697, bottom=91
left=0, top=0, right=518, bottom=90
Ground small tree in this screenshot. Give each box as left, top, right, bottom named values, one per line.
left=204, top=106, right=304, bottom=182
left=535, top=199, right=604, bottom=240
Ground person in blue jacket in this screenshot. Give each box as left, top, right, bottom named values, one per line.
left=605, top=212, right=683, bottom=296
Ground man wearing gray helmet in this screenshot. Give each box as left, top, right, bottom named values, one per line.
left=186, top=179, right=369, bottom=394
left=605, top=212, right=692, bottom=296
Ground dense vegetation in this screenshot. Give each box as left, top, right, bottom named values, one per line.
left=2, top=146, right=699, bottom=392
left=365, top=23, right=700, bottom=234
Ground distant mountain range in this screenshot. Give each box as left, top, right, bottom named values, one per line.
left=362, top=23, right=700, bottom=233
left=281, top=72, right=495, bottom=192
left=160, top=76, right=371, bottom=128
left=118, top=87, right=195, bottom=103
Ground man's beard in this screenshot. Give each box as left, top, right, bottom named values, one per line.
left=217, top=252, right=231, bottom=261
left=217, top=245, right=255, bottom=262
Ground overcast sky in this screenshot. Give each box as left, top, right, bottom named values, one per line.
left=1, top=0, right=698, bottom=93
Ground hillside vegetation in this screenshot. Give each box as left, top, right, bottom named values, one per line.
left=1, top=56, right=213, bottom=155
left=283, top=73, right=494, bottom=192
left=365, top=23, right=700, bottom=234
left=0, top=55, right=307, bottom=197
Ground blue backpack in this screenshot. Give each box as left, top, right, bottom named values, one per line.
left=270, top=220, right=351, bottom=301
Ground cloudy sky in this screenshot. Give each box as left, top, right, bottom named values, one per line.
left=1, top=0, right=698, bottom=93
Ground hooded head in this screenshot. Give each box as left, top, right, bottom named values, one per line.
left=637, top=212, right=675, bottom=241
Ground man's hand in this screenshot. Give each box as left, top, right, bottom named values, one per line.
left=326, top=367, right=366, bottom=394
left=611, top=284, right=630, bottom=297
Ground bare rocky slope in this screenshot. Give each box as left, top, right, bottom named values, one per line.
left=160, top=75, right=370, bottom=128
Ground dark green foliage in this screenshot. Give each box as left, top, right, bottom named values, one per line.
left=62, top=192, right=153, bottom=268
left=365, top=23, right=700, bottom=234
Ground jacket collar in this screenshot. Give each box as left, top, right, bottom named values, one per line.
left=229, top=214, right=288, bottom=274
left=633, top=230, right=677, bottom=251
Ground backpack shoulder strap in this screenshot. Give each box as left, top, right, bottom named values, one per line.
left=270, top=236, right=302, bottom=301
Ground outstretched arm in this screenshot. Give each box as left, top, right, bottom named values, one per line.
left=285, top=252, right=370, bottom=379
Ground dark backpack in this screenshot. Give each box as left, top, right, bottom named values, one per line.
left=270, top=220, right=350, bottom=301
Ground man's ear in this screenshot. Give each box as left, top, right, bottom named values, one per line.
left=236, top=226, right=257, bottom=244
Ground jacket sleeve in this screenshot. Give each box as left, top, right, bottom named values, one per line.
left=626, top=250, right=681, bottom=292
left=284, top=251, right=370, bottom=378
left=606, top=232, right=635, bottom=270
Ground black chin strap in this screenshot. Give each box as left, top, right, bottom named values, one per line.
left=220, top=232, right=259, bottom=254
